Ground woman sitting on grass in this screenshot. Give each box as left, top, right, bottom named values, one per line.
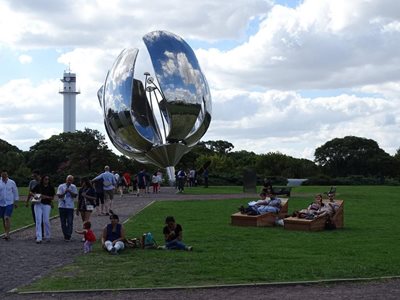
left=159, top=216, right=192, bottom=251
left=102, top=213, right=126, bottom=255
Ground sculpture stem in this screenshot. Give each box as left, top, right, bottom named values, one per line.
left=166, top=166, right=176, bottom=186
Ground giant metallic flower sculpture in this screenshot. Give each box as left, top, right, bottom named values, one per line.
left=98, top=31, right=212, bottom=178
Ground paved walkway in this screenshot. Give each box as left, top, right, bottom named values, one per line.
left=0, top=187, right=255, bottom=298
left=2, top=188, right=400, bottom=300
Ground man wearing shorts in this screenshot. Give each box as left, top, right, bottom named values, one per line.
left=0, top=170, right=19, bottom=240
left=92, top=166, right=116, bottom=215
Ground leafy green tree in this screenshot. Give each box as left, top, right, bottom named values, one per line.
left=395, top=148, right=400, bottom=160
left=0, top=139, right=20, bottom=153
left=0, top=139, right=23, bottom=173
left=0, top=139, right=29, bottom=184
left=66, top=128, right=117, bottom=175
left=314, top=136, right=396, bottom=177
left=26, top=129, right=119, bottom=182
left=256, top=152, right=293, bottom=177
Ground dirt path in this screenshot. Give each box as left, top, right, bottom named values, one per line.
left=1, top=188, right=400, bottom=299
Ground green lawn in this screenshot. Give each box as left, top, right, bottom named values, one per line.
left=19, top=185, right=400, bottom=291
left=178, top=185, right=248, bottom=194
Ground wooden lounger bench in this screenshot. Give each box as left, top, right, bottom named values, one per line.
left=231, top=199, right=288, bottom=227
left=283, top=200, right=344, bottom=232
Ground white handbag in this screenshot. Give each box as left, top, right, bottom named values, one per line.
left=31, top=194, right=42, bottom=204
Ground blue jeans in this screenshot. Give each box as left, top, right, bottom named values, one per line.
left=257, top=206, right=279, bottom=214
left=166, top=239, right=186, bottom=250
left=59, top=208, right=74, bottom=240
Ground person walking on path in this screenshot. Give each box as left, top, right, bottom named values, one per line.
left=117, top=173, right=127, bottom=197
left=57, top=175, right=78, bottom=241
left=92, top=166, right=116, bottom=214
left=26, top=170, right=41, bottom=227
left=123, top=172, right=131, bottom=193
left=113, top=171, right=120, bottom=192
left=30, top=175, right=55, bottom=243
left=152, top=171, right=160, bottom=193
left=93, top=178, right=105, bottom=216
left=137, top=168, right=147, bottom=196
left=176, top=169, right=186, bottom=193
left=203, top=167, right=209, bottom=188
left=156, top=169, right=163, bottom=192
left=0, top=170, right=19, bottom=240
left=188, top=168, right=196, bottom=187
left=76, top=178, right=96, bottom=224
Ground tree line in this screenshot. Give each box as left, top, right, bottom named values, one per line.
left=1, top=129, right=399, bottom=186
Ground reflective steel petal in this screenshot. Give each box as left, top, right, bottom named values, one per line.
left=99, top=31, right=212, bottom=174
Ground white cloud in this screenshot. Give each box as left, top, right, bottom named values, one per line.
left=0, top=0, right=399, bottom=162
left=356, top=81, right=400, bottom=100
left=0, top=0, right=272, bottom=49
left=197, top=0, right=400, bottom=90
left=204, top=88, right=400, bottom=158
left=382, top=20, right=400, bottom=32
left=18, top=54, right=32, bottom=64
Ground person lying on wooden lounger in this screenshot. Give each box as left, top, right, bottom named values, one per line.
left=291, top=194, right=323, bottom=219
left=292, top=194, right=337, bottom=219
left=239, top=192, right=282, bottom=215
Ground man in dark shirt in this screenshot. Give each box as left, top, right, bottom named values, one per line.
left=137, top=169, right=146, bottom=196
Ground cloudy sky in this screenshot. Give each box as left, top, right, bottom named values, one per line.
left=0, top=0, right=399, bottom=160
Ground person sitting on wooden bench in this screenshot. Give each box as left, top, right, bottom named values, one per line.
left=292, top=194, right=324, bottom=219
left=239, top=192, right=282, bottom=215
left=327, top=193, right=340, bottom=210
left=292, top=194, right=338, bottom=220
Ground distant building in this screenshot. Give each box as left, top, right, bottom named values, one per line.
left=59, top=70, right=80, bottom=132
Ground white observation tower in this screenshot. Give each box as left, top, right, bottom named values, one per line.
left=59, top=69, right=80, bottom=132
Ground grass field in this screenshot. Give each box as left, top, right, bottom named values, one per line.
left=19, top=185, right=400, bottom=291
left=10, top=185, right=246, bottom=231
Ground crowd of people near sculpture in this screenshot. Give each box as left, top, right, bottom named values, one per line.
left=1, top=163, right=340, bottom=254
left=0, top=166, right=193, bottom=254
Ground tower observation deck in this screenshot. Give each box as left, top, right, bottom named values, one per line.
left=59, top=71, right=80, bottom=132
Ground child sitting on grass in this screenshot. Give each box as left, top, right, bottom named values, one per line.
left=75, top=221, right=96, bottom=253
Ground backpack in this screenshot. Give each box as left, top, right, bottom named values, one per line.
left=325, top=218, right=337, bottom=230
left=142, top=232, right=157, bottom=249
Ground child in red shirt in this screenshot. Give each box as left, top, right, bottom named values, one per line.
left=75, top=221, right=96, bottom=253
